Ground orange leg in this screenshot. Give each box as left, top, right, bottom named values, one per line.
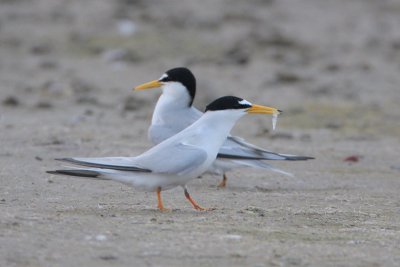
left=157, top=187, right=170, bottom=212
left=217, top=173, right=228, bottom=188
left=184, top=187, right=212, bottom=211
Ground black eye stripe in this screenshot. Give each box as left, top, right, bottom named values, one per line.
left=159, top=76, right=170, bottom=82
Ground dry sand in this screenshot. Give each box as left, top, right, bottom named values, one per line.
left=1, top=0, right=400, bottom=266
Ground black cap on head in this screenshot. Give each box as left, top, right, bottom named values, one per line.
left=205, top=96, right=252, bottom=112
left=160, top=67, right=196, bottom=106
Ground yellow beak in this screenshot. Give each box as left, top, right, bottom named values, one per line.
left=133, top=80, right=162, bottom=91
left=247, top=104, right=281, bottom=115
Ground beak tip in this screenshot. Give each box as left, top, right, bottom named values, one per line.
left=133, top=80, right=162, bottom=91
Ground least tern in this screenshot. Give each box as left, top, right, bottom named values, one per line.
left=48, top=96, right=280, bottom=211
left=134, top=67, right=313, bottom=187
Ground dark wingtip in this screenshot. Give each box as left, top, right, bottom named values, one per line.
left=55, top=158, right=71, bottom=162
left=286, top=156, right=315, bottom=161
left=53, top=157, right=152, bottom=172
left=46, top=169, right=100, bottom=178
left=278, top=109, right=283, bottom=113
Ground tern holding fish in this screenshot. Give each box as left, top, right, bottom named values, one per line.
left=134, top=67, right=313, bottom=187
left=48, top=96, right=282, bottom=211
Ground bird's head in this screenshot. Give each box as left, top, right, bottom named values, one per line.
left=205, top=96, right=281, bottom=128
left=134, top=67, right=196, bottom=106
left=205, top=96, right=281, bottom=115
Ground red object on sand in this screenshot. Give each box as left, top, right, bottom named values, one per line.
left=344, top=155, right=360, bottom=163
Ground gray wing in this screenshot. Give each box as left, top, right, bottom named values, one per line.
left=135, top=143, right=208, bottom=175
left=56, top=142, right=207, bottom=176
left=217, top=136, right=314, bottom=161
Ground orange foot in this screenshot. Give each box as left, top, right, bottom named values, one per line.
left=158, top=207, right=171, bottom=212
left=157, top=187, right=170, bottom=212
left=184, top=188, right=215, bottom=211
left=193, top=205, right=215, bottom=211
left=217, top=174, right=228, bottom=188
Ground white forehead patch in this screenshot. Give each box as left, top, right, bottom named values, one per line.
left=239, top=99, right=252, bottom=106
left=159, top=73, right=168, bottom=80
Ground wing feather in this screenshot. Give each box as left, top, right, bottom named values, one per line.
left=134, top=143, right=207, bottom=175
left=56, top=157, right=151, bottom=172
left=217, top=136, right=314, bottom=161
left=56, top=143, right=207, bottom=176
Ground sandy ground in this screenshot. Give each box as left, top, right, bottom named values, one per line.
left=1, top=0, right=400, bottom=266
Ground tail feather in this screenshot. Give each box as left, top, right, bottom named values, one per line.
left=223, top=135, right=315, bottom=161
left=55, top=158, right=151, bottom=172
left=274, top=155, right=315, bottom=161
left=46, top=169, right=107, bottom=179
left=218, top=153, right=314, bottom=161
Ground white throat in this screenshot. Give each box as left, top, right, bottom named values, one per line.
left=152, top=82, right=192, bottom=124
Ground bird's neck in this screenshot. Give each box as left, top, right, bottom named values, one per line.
left=152, top=93, right=191, bottom=124
left=185, top=111, right=242, bottom=150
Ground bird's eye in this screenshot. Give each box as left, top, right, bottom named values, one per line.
left=159, top=76, right=170, bottom=82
